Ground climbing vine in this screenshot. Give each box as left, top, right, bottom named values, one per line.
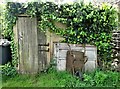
left=26, top=2, right=117, bottom=63
left=2, top=2, right=118, bottom=74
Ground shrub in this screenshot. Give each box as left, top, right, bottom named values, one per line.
left=2, top=62, right=17, bottom=77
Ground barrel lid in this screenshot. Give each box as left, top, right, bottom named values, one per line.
left=0, top=39, right=10, bottom=46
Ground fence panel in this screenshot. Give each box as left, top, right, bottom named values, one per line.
left=53, top=43, right=97, bottom=72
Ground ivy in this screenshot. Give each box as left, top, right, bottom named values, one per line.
left=2, top=2, right=118, bottom=74
left=36, top=2, right=117, bottom=63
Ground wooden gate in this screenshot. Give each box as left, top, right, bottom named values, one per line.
left=53, top=43, right=97, bottom=72
left=13, top=15, right=48, bottom=74
left=37, top=30, right=49, bottom=71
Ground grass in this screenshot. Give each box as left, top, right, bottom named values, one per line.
left=2, top=69, right=120, bottom=87
left=2, top=70, right=75, bottom=87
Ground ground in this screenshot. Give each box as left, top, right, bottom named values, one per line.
left=2, top=69, right=120, bottom=87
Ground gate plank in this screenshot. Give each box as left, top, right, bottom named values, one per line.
left=37, top=26, right=47, bottom=71
left=31, top=17, right=39, bottom=73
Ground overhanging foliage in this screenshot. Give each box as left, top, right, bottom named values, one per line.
left=3, top=2, right=118, bottom=67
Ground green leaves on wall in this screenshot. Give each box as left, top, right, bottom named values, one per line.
left=3, top=2, right=118, bottom=64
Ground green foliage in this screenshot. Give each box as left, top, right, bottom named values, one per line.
left=2, top=62, right=17, bottom=77
left=83, top=70, right=120, bottom=87
left=2, top=1, right=118, bottom=76
left=40, top=59, right=57, bottom=74
left=1, top=3, right=19, bottom=76
left=26, top=2, right=117, bottom=63
left=2, top=69, right=120, bottom=87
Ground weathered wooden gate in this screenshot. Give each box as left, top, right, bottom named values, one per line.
left=37, top=29, right=49, bottom=71
left=13, top=15, right=48, bottom=74
left=53, top=43, right=97, bottom=72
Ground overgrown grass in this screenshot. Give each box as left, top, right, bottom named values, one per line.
left=2, top=70, right=76, bottom=87
left=2, top=69, right=120, bottom=87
